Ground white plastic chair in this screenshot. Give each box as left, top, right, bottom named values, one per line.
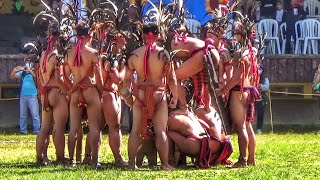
left=304, top=0, right=320, bottom=19
left=225, top=19, right=234, bottom=39
left=258, top=19, right=281, bottom=54
left=186, top=19, right=201, bottom=36
left=294, top=20, right=304, bottom=54
left=302, top=19, right=320, bottom=54
left=280, top=23, right=287, bottom=54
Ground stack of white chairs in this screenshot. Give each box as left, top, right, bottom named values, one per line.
left=258, top=19, right=281, bottom=54
left=304, top=0, right=320, bottom=20
left=302, top=19, right=320, bottom=54
left=294, top=20, right=304, bottom=54
left=186, top=19, right=201, bottom=36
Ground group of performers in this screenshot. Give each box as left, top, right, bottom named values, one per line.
left=25, top=0, right=264, bottom=170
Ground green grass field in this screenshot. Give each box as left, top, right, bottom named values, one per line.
left=0, top=133, right=319, bottom=180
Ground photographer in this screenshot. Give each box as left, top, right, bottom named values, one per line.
left=10, top=57, right=40, bottom=134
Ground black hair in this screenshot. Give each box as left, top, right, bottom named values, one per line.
left=48, top=22, right=60, bottom=36
left=142, top=23, right=159, bottom=35
left=276, top=0, right=283, bottom=5
left=75, top=23, right=90, bottom=36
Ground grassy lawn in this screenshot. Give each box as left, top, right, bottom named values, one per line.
left=0, top=133, right=319, bottom=180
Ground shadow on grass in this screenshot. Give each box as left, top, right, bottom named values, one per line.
left=0, top=161, right=223, bottom=174
left=2, top=125, right=320, bottom=135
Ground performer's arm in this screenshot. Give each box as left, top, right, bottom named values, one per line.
left=109, top=66, right=125, bottom=89
left=314, top=64, right=320, bottom=84
left=10, top=66, right=24, bottom=79
left=167, top=62, right=178, bottom=108
left=219, top=61, right=243, bottom=95
left=59, top=62, right=72, bottom=92
left=120, top=57, right=135, bottom=108
left=259, top=78, right=270, bottom=91
left=177, top=81, right=188, bottom=107
left=93, top=54, right=103, bottom=95
left=25, top=66, right=36, bottom=77
left=175, top=51, right=204, bottom=80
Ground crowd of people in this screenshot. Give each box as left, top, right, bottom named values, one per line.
left=15, top=0, right=268, bottom=170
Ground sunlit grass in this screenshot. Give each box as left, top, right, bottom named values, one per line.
left=0, top=133, right=319, bottom=179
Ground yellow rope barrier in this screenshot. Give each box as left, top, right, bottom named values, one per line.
left=0, top=98, right=20, bottom=101
left=270, top=91, right=320, bottom=96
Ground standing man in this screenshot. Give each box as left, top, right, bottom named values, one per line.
left=255, top=64, right=270, bottom=134
left=217, top=19, right=260, bottom=168
left=122, top=23, right=178, bottom=170
left=11, top=57, right=40, bottom=134
left=63, top=22, right=104, bottom=168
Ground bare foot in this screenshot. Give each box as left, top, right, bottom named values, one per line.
left=82, top=156, right=91, bottom=165
left=42, top=157, right=51, bottom=166
left=247, top=159, right=256, bottom=166
left=66, top=159, right=76, bottom=167
left=161, top=164, right=175, bottom=170
left=91, top=162, right=103, bottom=170
left=127, top=163, right=138, bottom=170
left=55, top=158, right=69, bottom=165
left=228, top=157, right=247, bottom=168
left=115, top=160, right=129, bottom=168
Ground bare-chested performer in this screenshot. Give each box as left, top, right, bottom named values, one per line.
left=169, top=31, right=223, bottom=140
left=62, top=22, right=103, bottom=168
left=121, top=23, right=178, bottom=170
left=217, top=18, right=261, bottom=168
left=100, top=32, right=128, bottom=166
left=204, top=19, right=233, bottom=89
left=167, top=108, right=232, bottom=168
left=36, top=22, right=68, bottom=164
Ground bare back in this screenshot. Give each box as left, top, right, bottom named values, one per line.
left=239, top=48, right=258, bottom=87
left=171, top=37, right=205, bottom=54
left=66, top=45, right=98, bottom=85
left=39, top=50, right=59, bottom=87
left=129, top=44, right=168, bottom=87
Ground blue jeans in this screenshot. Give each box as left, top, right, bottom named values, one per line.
left=19, top=96, right=40, bottom=133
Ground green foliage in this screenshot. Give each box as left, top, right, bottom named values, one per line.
left=0, top=133, right=319, bottom=179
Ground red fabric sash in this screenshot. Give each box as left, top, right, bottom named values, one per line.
left=142, top=32, right=157, bottom=82
left=73, top=36, right=89, bottom=67
left=174, top=30, right=187, bottom=45
left=42, top=36, right=54, bottom=73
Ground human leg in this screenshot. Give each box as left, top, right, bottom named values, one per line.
left=19, top=97, right=28, bottom=134
left=85, top=90, right=103, bottom=168
left=52, top=96, right=68, bottom=162
left=255, top=101, right=264, bottom=131
left=103, top=93, right=125, bottom=165
left=36, top=104, right=53, bottom=165
left=68, top=94, right=84, bottom=163
left=28, top=97, right=41, bottom=133
left=127, top=101, right=142, bottom=169
left=152, top=101, right=174, bottom=170
left=167, top=131, right=201, bottom=157
left=229, top=93, right=248, bottom=168
left=246, top=122, right=256, bottom=165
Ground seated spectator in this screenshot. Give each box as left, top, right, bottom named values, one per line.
left=273, top=0, right=286, bottom=24
left=284, top=0, right=306, bottom=53
left=313, top=64, right=320, bottom=134
left=261, top=0, right=276, bottom=19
